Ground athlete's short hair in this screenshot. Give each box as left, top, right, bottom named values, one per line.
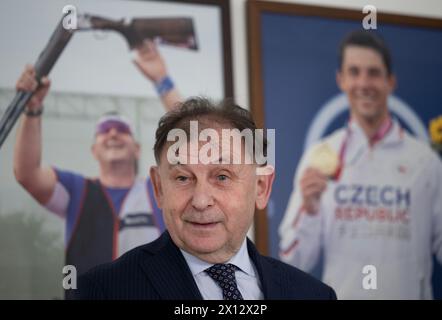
left=338, top=30, right=393, bottom=75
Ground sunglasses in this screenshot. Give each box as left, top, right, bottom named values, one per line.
left=96, top=120, right=132, bottom=136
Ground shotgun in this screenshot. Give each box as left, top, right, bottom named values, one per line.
left=0, top=13, right=197, bottom=149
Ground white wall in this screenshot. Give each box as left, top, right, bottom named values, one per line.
left=230, top=0, right=442, bottom=109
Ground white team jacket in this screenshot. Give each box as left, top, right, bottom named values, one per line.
left=279, top=119, right=442, bottom=299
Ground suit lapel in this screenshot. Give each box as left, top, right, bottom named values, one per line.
left=139, top=232, right=203, bottom=300
left=247, top=239, right=284, bottom=299
left=137, top=233, right=285, bottom=299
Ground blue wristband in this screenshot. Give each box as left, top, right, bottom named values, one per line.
left=155, top=76, right=174, bottom=97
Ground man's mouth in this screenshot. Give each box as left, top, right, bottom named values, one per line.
left=359, top=97, right=375, bottom=104
left=187, top=221, right=220, bottom=228
left=355, top=91, right=377, bottom=103
left=106, top=141, right=125, bottom=149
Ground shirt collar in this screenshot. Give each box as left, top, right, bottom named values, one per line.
left=347, top=116, right=402, bottom=147
left=180, top=238, right=256, bottom=277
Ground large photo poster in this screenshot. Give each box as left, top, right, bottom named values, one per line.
left=248, top=0, right=442, bottom=299
left=0, top=0, right=232, bottom=299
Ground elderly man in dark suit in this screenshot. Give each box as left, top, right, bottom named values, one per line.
left=75, top=97, right=337, bottom=300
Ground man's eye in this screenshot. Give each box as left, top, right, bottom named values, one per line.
left=176, top=176, right=189, bottom=182
left=217, top=175, right=229, bottom=181
left=349, top=68, right=359, bottom=76
left=368, top=68, right=381, bottom=77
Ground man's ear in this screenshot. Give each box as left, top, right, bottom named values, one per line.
left=134, top=142, right=141, bottom=160
left=91, top=143, right=99, bottom=161
left=255, top=165, right=275, bottom=210
left=388, top=74, right=397, bottom=93
left=336, top=69, right=344, bottom=91
left=149, top=166, right=163, bottom=209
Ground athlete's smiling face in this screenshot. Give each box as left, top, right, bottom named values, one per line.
left=337, top=46, right=396, bottom=124
left=92, top=121, right=140, bottom=167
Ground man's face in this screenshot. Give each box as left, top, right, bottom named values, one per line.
left=92, top=121, right=140, bottom=166
left=150, top=124, right=274, bottom=263
left=337, top=46, right=396, bottom=123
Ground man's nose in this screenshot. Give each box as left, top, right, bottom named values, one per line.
left=191, top=181, right=214, bottom=211
left=356, top=71, right=371, bottom=88
left=108, top=127, right=119, bottom=136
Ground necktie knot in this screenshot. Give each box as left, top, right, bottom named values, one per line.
left=205, top=263, right=244, bottom=300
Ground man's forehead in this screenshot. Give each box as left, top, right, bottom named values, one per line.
left=165, top=160, right=252, bottom=171
left=162, top=139, right=252, bottom=164
left=342, top=45, right=384, bottom=67
left=159, top=121, right=256, bottom=166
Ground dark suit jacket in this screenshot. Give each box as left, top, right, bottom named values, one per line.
left=74, top=231, right=337, bottom=300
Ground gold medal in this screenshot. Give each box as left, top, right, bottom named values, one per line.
left=308, top=143, right=339, bottom=177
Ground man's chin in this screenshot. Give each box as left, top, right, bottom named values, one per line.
left=105, top=155, right=132, bottom=164
left=354, top=104, right=382, bottom=120
left=184, top=236, right=225, bottom=254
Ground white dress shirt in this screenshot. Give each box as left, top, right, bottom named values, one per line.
left=180, top=238, right=264, bottom=300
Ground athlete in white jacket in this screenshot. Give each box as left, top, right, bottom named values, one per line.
left=278, top=30, right=442, bottom=299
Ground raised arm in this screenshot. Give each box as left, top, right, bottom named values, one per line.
left=278, top=149, right=327, bottom=272
left=133, top=40, right=182, bottom=111
left=13, top=65, right=57, bottom=205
